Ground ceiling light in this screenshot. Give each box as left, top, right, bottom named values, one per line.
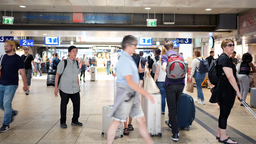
left=145, top=7, right=151, bottom=10
left=205, top=8, right=212, bottom=11
left=20, top=5, right=26, bottom=8
left=43, top=34, right=47, bottom=35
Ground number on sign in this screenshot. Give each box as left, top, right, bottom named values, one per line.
left=23, top=40, right=26, bottom=46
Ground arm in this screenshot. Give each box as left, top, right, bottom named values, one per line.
left=32, top=60, right=36, bottom=72
left=20, top=69, right=28, bottom=91
left=154, top=64, right=160, bottom=82
left=77, top=76, right=80, bottom=92
left=223, top=67, right=242, bottom=99
left=125, top=75, right=154, bottom=103
left=249, top=63, right=256, bottom=73
left=162, top=63, right=167, bottom=72
left=54, top=73, right=60, bottom=97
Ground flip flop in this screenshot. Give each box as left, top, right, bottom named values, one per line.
left=219, top=137, right=237, bottom=144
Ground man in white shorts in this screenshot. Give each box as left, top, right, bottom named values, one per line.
left=106, top=35, right=155, bottom=144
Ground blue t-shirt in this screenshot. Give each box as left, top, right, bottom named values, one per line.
left=0, top=54, right=25, bottom=85
left=116, top=51, right=139, bottom=86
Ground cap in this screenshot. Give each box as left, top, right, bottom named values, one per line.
left=5, top=40, right=16, bottom=47
left=68, top=45, right=77, bottom=52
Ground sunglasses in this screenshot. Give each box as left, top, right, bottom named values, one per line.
left=131, top=44, right=137, bottom=46
left=226, top=44, right=235, bottom=47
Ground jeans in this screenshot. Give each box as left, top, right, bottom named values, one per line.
left=59, top=90, right=80, bottom=124
left=0, top=84, right=18, bottom=125
left=165, top=83, right=185, bottom=134
left=193, top=71, right=205, bottom=101
left=36, top=63, right=42, bottom=76
left=25, top=69, right=32, bottom=86
left=157, top=82, right=166, bottom=113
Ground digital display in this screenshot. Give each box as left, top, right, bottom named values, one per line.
left=44, top=37, right=59, bottom=45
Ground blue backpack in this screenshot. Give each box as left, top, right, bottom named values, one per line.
left=196, top=58, right=209, bottom=73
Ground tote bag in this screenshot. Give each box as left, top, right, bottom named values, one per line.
left=144, top=73, right=160, bottom=94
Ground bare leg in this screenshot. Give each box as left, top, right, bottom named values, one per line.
left=128, top=116, right=132, bottom=125
left=107, top=120, right=121, bottom=144
left=136, top=117, right=154, bottom=144
left=124, top=118, right=128, bottom=129
left=219, top=128, right=237, bottom=144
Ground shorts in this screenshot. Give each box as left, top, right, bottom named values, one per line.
left=25, top=69, right=32, bottom=86
left=112, top=93, right=144, bottom=122
left=139, top=73, right=144, bottom=80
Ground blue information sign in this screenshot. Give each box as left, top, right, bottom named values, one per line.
left=20, top=39, right=34, bottom=46
left=0, top=36, right=14, bottom=43
left=139, top=37, right=153, bottom=46
left=176, top=38, right=192, bottom=44
left=44, top=37, right=59, bottom=45
left=171, top=40, right=180, bottom=47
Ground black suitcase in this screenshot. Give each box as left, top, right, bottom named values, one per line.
left=47, top=74, right=55, bottom=86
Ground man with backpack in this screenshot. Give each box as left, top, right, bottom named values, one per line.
left=161, top=40, right=186, bottom=142
left=54, top=46, right=82, bottom=128
left=52, top=53, right=60, bottom=70
left=148, top=49, right=161, bottom=79
left=138, top=51, right=148, bottom=88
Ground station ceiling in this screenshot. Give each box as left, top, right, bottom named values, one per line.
left=0, top=0, right=255, bottom=14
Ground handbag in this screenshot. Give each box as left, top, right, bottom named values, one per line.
left=186, top=82, right=194, bottom=93
left=144, top=73, right=160, bottom=94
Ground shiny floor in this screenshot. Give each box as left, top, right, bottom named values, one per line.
left=0, top=73, right=255, bottom=144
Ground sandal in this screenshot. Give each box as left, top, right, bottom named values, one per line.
left=123, top=128, right=129, bottom=135
left=219, top=137, right=237, bottom=144
left=128, top=124, right=134, bottom=131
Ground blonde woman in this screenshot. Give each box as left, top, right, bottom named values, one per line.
left=154, top=48, right=167, bottom=116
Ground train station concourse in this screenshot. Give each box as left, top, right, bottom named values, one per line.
left=0, top=0, right=256, bottom=143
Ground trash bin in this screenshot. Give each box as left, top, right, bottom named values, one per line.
left=91, top=66, right=97, bottom=81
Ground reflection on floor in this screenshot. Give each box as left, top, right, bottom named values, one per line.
left=0, top=73, right=255, bottom=144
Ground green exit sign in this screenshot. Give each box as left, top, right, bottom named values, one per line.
left=147, top=19, right=157, bottom=27
left=2, top=16, right=14, bottom=25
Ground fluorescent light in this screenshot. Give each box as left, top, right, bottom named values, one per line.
left=145, top=7, right=151, bottom=10
left=164, top=22, right=175, bottom=25
left=43, top=34, right=47, bottom=35
left=205, top=8, right=212, bottom=11
left=20, top=5, right=26, bottom=8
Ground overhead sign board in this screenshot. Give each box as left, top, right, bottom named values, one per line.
left=2, top=16, right=14, bottom=25
left=147, top=19, right=157, bottom=27
left=176, top=38, right=192, bottom=44
left=44, top=37, right=59, bottom=45
left=139, top=37, right=153, bottom=46
left=171, top=40, right=180, bottom=47
left=0, top=36, right=14, bottom=42
left=20, top=39, right=34, bottom=46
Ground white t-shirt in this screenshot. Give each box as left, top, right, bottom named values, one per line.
left=157, top=60, right=166, bottom=82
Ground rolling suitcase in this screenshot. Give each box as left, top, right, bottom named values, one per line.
left=102, top=105, right=123, bottom=138
left=250, top=88, right=256, bottom=108
left=101, top=77, right=123, bottom=138
left=46, top=73, right=55, bottom=86
left=177, top=93, right=195, bottom=131
left=141, top=93, right=162, bottom=137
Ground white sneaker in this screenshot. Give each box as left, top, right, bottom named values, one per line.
left=198, top=101, right=205, bottom=105
left=194, top=99, right=201, bottom=103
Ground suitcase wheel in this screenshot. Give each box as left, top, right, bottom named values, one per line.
left=121, top=135, right=123, bottom=138
left=158, top=133, right=162, bottom=137
left=102, top=132, right=104, bottom=135
left=186, top=126, right=190, bottom=131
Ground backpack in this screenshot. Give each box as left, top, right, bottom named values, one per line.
left=196, top=58, right=209, bottom=73
left=166, top=54, right=187, bottom=80
left=53, top=58, right=60, bottom=69
left=152, top=57, right=158, bottom=73
left=208, top=58, right=224, bottom=85
left=58, top=59, right=79, bottom=86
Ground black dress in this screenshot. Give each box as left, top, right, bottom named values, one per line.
left=210, top=53, right=238, bottom=108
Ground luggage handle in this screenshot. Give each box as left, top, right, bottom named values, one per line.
left=238, top=98, right=256, bottom=119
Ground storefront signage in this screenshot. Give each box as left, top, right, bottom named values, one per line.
left=209, top=37, right=214, bottom=49
left=139, top=37, right=153, bottom=46
left=171, top=40, right=180, bottom=47
left=44, top=37, right=59, bottom=45
left=176, top=38, right=192, bottom=44
left=24, top=14, right=70, bottom=20
left=20, top=39, right=34, bottom=46
left=73, top=13, right=83, bottom=23
left=2, top=16, right=14, bottom=25
left=0, top=36, right=14, bottom=42
left=147, top=19, right=157, bottom=27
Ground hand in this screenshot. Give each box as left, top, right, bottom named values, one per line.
left=112, top=73, right=116, bottom=77
left=147, top=94, right=155, bottom=104
left=189, top=77, right=192, bottom=82
left=54, top=87, right=59, bottom=97
left=236, top=91, right=242, bottom=101
left=79, top=86, right=81, bottom=92
left=34, top=69, right=37, bottom=73
left=23, top=85, right=28, bottom=92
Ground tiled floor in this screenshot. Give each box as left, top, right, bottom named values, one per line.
left=0, top=73, right=255, bottom=144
